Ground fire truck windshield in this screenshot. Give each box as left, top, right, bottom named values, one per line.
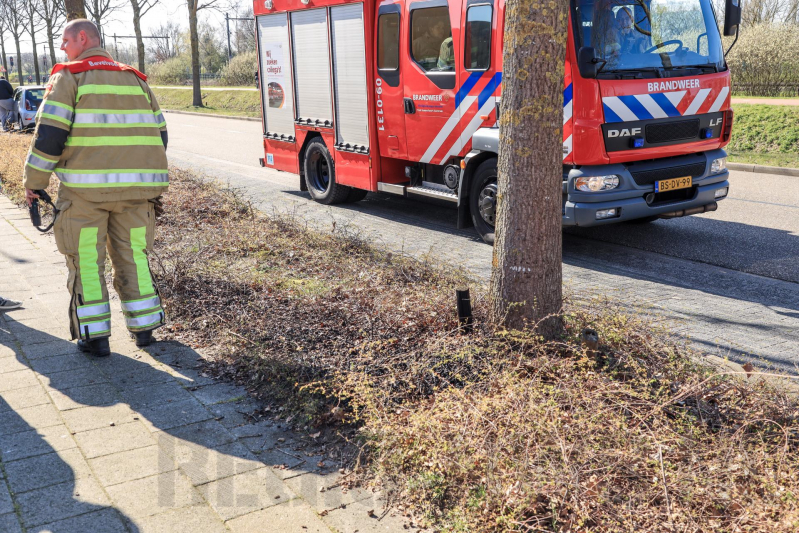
left=573, top=0, right=725, bottom=74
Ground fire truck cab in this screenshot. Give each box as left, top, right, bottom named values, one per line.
left=253, top=0, right=741, bottom=243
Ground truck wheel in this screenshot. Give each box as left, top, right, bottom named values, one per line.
left=345, top=188, right=369, bottom=203
left=303, top=139, right=351, bottom=205
left=469, top=159, right=498, bottom=244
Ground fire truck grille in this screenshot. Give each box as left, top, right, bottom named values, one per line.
left=629, top=162, right=707, bottom=186
left=645, top=120, right=700, bottom=144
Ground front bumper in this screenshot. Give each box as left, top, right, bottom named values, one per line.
left=563, top=149, right=730, bottom=227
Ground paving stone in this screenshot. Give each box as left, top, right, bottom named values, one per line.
left=286, top=472, right=376, bottom=513
left=73, top=421, right=155, bottom=459
left=169, top=364, right=218, bottom=388
left=120, top=381, right=194, bottom=410
left=198, top=467, right=297, bottom=521
left=138, top=398, right=213, bottom=433
left=257, top=446, right=327, bottom=481
left=27, top=353, right=96, bottom=375
left=89, top=445, right=177, bottom=487
left=0, top=424, right=77, bottom=463
left=171, top=440, right=263, bottom=487
left=42, top=367, right=110, bottom=391
left=61, top=404, right=138, bottom=434
left=227, top=499, right=332, bottom=533
left=0, top=344, right=20, bottom=359
left=206, top=399, right=262, bottom=429
left=0, top=481, right=13, bottom=514
left=154, top=419, right=237, bottom=451
left=134, top=504, right=228, bottom=533
left=0, top=369, right=40, bottom=393
left=48, top=383, right=120, bottom=411
left=106, top=364, right=177, bottom=389
left=4, top=448, right=93, bottom=494
left=15, top=476, right=110, bottom=528
left=188, top=382, right=246, bottom=406
left=105, top=470, right=203, bottom=520
left=0, top=385, right=50, bottom=413
left=322, top=499, right=417, bottom=533
left=29, top=508, right=129, bottom=533
left=0, top=356, right=31, bottom=375
left=21, top=340, right=80, bottom=360
left=18, top=328, right=70, bottom=347
left=0, top=403, right=63, bottom=436
left=0, top=512, right=23, bottom=533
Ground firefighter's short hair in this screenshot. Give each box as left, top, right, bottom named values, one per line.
left=65, top=19, right=101, bottom=43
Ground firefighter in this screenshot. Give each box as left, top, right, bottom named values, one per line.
left=23, top=19, right=168, bottom=357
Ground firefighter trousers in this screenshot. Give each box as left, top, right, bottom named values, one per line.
left=53, top=191, right=165, bottom=341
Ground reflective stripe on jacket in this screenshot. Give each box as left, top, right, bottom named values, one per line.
left=23, top=48, right=168, bottom=202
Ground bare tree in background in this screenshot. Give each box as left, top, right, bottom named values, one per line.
left=34, top=0, right=65, bottom=68
left=22, top=0, right=45, bottom=83
left=233, top=5, right=255, bottom=53
left=489, top=0, right=568, bottom=336
left=0, top=11, right=9, bottom=76
left=0, top=0, right=27, bottom=83
left=84, top=0, right=125, bottom=46
left=187, top=0, right=220, bottom=107
left=65, top=0, right=87, bottom=21
left=148, top=20, right=183, bottom=61
left=129, top=0, right=159, bottom=73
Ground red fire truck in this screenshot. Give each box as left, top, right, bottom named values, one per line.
left=253, top=0, right=741, bottom=243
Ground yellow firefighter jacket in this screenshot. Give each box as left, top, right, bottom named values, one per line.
left=23, top=47, right=168, bottom=202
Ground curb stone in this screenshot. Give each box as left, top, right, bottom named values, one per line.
left=727, top=162, right=799, bottom=177
left=162, top=109, right=261, bottom=122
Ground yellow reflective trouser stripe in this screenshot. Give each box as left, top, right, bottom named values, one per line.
left=78, top=227, right=103, bottom=302
left=65, top=136, right=163, bottom=147
left=130, top=227, right=155, bottom=296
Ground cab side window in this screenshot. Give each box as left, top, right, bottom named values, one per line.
left=378, top=13, right=400, bottom=70
left=410, top=7, right=454, bottom=72
left=465, top=4, right=492, bottom=71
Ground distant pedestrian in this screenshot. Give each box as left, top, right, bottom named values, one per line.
left=255, top=69, right=259, bottom=89
left=0, top=75, right=14, bottom=132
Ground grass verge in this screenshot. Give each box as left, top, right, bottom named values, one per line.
left=3, top=134, right=799, bottom=531
left=152, top=87, right=261, bottom=118
left=728, top=105, right=799, bottom=168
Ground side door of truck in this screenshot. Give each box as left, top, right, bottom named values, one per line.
left=402, top=0, right=460, bottom=164
left=375, top=1, right=408, bottom=160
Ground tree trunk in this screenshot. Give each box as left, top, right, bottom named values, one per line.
left=188, top=0, right=203, bottom=107
left=47, top=23, right=57, bottom=67
left=64, top=0, right=86, bottom=21
left=30, top=19, right=41, bottom=84
left=489, top=0, right=567, bottom=337
left=131, top=1, right=145, bottom=72
left=0, top=32, right=8, bottom=78
left=13, top=37, right=23, bottom=85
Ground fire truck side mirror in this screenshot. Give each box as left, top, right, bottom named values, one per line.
left=577, top=47, right=599, bottom=79
left=723, top=0, right=741, bottom=36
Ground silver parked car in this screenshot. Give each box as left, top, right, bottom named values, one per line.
left=12, top=85, right=46, bottom=131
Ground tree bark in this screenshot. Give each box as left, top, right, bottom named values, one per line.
left=13, top=36, right=22, bottom=84
left=489, top=0, right=567, bottom=337
left=64, top=0, right=86, bottom=21
left=187, top=0, right=203, bottom=107
left=131, top=0, right=145, bottom=72
left=47, top=23, right=57, bottom=67
left=29, top=18, right=40, bottom=83
left=0, top=31, right=8, bottom=77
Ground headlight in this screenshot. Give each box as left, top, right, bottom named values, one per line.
left=575, top=175, right=620, bottom=192
left=710, top=157, right=727, bottom=174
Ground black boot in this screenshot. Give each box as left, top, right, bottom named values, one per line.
left=132, top=330, right=154, bottom=347
left=77, top=337, right=111, bottom=357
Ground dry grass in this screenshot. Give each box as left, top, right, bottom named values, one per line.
left=2, top=135, right=799, bottom=532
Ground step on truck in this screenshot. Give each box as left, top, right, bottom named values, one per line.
left=253, top=0, right=741, bottom=243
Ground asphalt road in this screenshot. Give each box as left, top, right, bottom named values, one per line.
left=164, top=111, right=799, bottom=370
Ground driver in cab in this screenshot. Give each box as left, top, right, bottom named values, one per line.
left=605, top=7, right=649, bottom=57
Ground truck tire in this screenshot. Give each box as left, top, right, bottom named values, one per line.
left=345, top=188, right=369, bottom=203
left=469, top=158, right=498, bottom=245
left=303, top=139, right=351, bottom=205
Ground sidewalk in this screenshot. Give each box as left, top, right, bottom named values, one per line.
left=0, top=195, right=412, bottom=532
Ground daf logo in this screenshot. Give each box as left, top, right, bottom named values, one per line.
left=608, top=127, right=642, bottom=138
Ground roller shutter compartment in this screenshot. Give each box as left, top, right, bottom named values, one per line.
left=330, top=4, right=369, bottom=153
left=257, top=14, right=295, bottom=140
left=291, top=9, right=334, bottom=126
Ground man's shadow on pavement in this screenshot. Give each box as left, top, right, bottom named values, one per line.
left=0, top=315, right=333, bottom=531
